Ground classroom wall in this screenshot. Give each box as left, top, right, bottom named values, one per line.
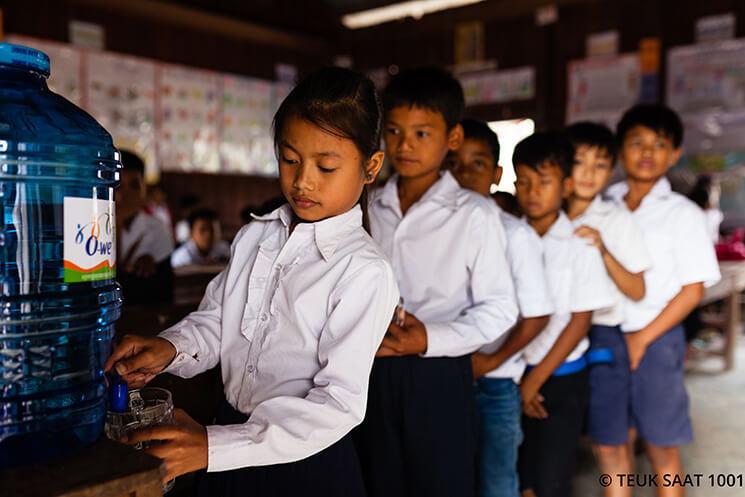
left=344, top=0, right=745, bottom=128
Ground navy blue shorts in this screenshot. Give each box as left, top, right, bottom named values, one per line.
left=588, top=324, right=692, bottom=447
left=631, top=324, right=692, bottom=447
left=587, top=324, right=631, bottom=446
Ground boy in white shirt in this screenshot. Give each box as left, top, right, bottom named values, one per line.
left=512, top=131, right=614, bottom=497
left=564, top=122, right=652, bottom=497
left=171, top=208, right=231, bottom=268
left=355, top=68, right=518, bottom=497
left=607, top=104, right=720, bottom=497
left=116, top=150, right=174, bottom=304
left=448, top=119, right=553, bottom=497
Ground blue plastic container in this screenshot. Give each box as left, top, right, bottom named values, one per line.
left=0, top=43, right=122, bottom=467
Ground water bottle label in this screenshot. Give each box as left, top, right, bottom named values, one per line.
left=63, top=197, right=117, bottom=283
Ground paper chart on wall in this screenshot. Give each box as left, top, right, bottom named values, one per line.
left=566, top=53, right=640, bottom=126
left=221, top=75, right=275, bottom=175
left=86, top=51, right=156, bottom=179
left=158, top=64, right=220, bottom=173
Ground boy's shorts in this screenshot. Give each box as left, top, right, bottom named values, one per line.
left=589, top=324, right=692, bottom=447
left=631, top=324, right=692, bottom=446
left=587, top=324, right=631, bottom=445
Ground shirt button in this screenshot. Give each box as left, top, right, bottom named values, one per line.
left=246, top=365, right=254, bottom=373
left=260, top=313, right=268, bottom=322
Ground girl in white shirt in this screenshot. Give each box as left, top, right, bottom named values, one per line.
left=104, top=67, right=399, bottom=496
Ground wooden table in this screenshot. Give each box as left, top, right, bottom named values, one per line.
left=698, top=261, right=745, bottom=370
left=0, top=438, right=164, bottom=497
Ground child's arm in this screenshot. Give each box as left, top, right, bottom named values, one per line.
left=575, top=225, right=645, bottom=301
left=520, top=311, right=593, bottom=414
left=625, top=282, right=703, bottom=370
left=205, top=261, right=398, bottom=472
left=422, top=205, right=518, bottom=357
left=472, top=315, right=550, bottom=379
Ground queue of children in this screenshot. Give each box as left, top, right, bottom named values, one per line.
left=106, top=65, right=720, bottom=497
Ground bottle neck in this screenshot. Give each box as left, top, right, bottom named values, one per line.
left=0, top=65, right=48, bottom=89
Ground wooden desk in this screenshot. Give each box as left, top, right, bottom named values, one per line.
left=698, top=261, right=745, bottom=370
left=0, top=438, right=163, bottom=497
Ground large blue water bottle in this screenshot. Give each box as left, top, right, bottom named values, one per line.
left=0, top=43, right=122, bottom=467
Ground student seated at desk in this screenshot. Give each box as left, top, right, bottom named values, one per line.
left=171, top=208, right=230, bottom=268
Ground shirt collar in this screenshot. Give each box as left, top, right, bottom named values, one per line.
left=545, top=211, right=574, bottom=240
left=252, top=203, right=362, bottom=262
left=606, top=177, right=672, bottom=204
left=586, top=195, right=614, bottom=215
left=374, top=170, right=462, bottom=212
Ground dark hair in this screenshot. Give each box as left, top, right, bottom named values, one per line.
left=120, top=149, right=145, bottom=176
left=492, top=191, right=520, bottom=217
left=188, top=207, right=218, bottom=230
left=566, top=121, right=617, bottom=163
left=272, top=67, right=381, bottom=231
left=382, top=66, right=465, bottom=129
left=461, top=118, right=500, bottom=165
left=688, top=174, right=713, bottom=210
left=616, top=104, right=684, bottom=148
left=513, top=131, right=575, bottom=179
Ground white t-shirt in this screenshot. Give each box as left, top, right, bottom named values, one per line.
left=607, top=178, right=721, bottom=332
left=521, top=212, right=615, bottom=366
left=369, top=171, right=518, bottom=358
left=171, top=239, right=231, bottom=268
left=119, top=211, right=174, bottom=266
left=570, top=195, right=652, bottom=327
left=160, top=204, right=399, bottom=472
left=482, top=209, right=554, bottom=382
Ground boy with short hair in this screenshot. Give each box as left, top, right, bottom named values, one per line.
left=170, top=207, right=231, bottom=268
left=116, top=150, right=174, bottom=304
left=513, top=131, right=614, bottom=497
left=449, top=118, right=553, bottom=497
left=564, top=121, right=652, bottom=497
left=355, top=68, right=518, bottom=497
left=607, top=104, right=720, bottom=497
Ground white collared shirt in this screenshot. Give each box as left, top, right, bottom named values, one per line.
left=171, top=239, right=231, bottom=268
left=369, top=171, right=518, bottom=358
left=159, top=204, right=399, bottom=472
left=570, top=195, right=652, bottom=326
left=120, top=210, right=174, bottom=264
left=483, top=209, right=554, bottom=382
left=522, top=212, right=615, bottom=366
left=607, top=178, right=721, bottom=332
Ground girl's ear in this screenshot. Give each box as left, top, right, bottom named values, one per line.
left=364, top=151, right=386, bottom=185
left=447, top=123, right=464, bottom=152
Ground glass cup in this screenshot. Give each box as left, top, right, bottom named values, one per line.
left=105, top=387, right=175, bottom=492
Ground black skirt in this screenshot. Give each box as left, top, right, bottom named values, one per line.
left=197, top=401, right=366, bottom=497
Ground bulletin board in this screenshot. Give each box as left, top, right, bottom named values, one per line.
left=459, top=66, right=535, bottom=107
left=6, top=34, right=289, bottom=179
left=566, top=53, right=641, bottom=126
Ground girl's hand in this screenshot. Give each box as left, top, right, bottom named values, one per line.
left=104, top=335, right=177, bottom=388
left=574, top=225, right=606, bottom=255
left=520, top=373, right=548, bottom=419
left=471, top=352, right=494, bottom=380
left=124, top=408, right=208, bottom=484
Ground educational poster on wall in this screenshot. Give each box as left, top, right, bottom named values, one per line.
left=86, top=51, right=157, bottom=180
left=221, top=75, right=275, bottom=175
left=566, top=53, right=640, bottom=126
left=7, top=35, right=83, bottom=105
left=459, top=67, right=535, bottom=106
left=667, top=39, right=745, bottom=114
left=158, top=64, right=221, bottom=173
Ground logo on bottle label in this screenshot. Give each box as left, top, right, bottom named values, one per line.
left=63, top=197, right=116, bottom=283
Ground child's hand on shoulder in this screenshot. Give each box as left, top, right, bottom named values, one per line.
left=104, top=335, right=177, bottom=388
left=123, top=408, right=208, bottom=483
left=574, top=225, right=606, bottom=255
left=376, top=313, right=428, bottom=357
